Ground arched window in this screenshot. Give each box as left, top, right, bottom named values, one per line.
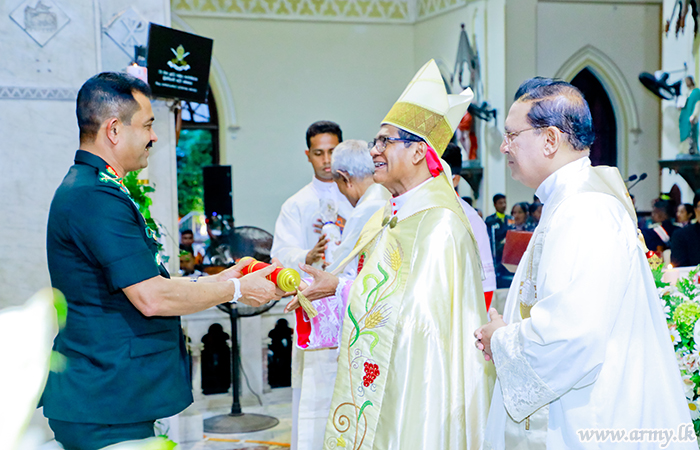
left=176, top=88, right=220, bottom=217
left=570, top=68, right=617, bottom=167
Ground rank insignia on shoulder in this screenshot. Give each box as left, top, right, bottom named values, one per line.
left=98, top=170, right=131, bottom=197
left=98, top=171, right=121, bottom=187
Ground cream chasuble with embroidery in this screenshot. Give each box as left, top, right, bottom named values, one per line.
left=303, top=174, right=493, bottom=450
left=296, top=183, right=390, bottom=450
left=484, top=157, right=693, bottom=449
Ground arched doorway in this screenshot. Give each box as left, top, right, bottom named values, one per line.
left=570, top=68, right=617, bottom=167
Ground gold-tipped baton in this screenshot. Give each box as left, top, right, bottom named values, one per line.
left=238, top=257, right=318, bottom=318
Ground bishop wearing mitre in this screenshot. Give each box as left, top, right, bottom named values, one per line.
left=286, top=60, right=494, bottom=450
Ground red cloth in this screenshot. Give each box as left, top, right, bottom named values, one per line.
left=468, top=132, right=478, bottom=160
left=295, top=308, right=312, bottom=348
left=484, top=291, right=494, bottom=311
left=425, top=146, right=443, bottom=177
left=458, top=111, right=473, bottom=131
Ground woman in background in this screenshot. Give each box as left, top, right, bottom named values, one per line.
left=529, top=202, right=543, bottom=227
left=511, top=202, right=535, bottom=231
left=676, top=203, right=695, bottom=227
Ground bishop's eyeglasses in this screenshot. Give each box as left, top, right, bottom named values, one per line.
left=368, top=136, right=422, bottom=152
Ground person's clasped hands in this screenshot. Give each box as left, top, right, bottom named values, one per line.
left=474, top=308, right=507, bottom=362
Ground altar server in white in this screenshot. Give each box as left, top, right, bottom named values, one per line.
left=271, top=120, right=353, bottom=450
left=475, top=78, right=694, bottom=449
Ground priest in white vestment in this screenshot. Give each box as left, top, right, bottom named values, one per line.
left=286, top=60, right=493, bottom=450
left=294, top=139, right=390, bottom=450
left=475, top=77, right=694, bottom=449
left=270, top=121, right=352, bottom=450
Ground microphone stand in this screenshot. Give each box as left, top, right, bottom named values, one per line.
left=628, top=174, right=647, bottom=191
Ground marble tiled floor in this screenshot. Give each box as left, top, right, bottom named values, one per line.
left=181, top=388, right=292, bottom=450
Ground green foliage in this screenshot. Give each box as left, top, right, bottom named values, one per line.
left=358, top=330, right=379, bottom=355
left=52, top=288, right=67, bottom=329
left=348, top=306, right=360, bottom=347
left=679, top=268, right=699, bottom=299
left=177, top=129, right=214, bottom=217
left=674, top=301, right=700, bottom=337
left=661, top=265, right=700, bottom=434
left=103, top=436, right=176, bottom=449
left=652, top=264, right=669, bottom=288
left=122, top=170, right=159, bottom=239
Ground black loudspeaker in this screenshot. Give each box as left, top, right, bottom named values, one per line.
left=203, top=165, right=233, bottom=218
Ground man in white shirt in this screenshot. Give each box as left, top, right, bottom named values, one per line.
left=270, top=120, right=352, bottom=450
left=475, top=77, right=693, bottom=449
left=442, top=142, right=497, bottom=308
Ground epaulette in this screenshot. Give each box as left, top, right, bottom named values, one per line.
left=98, top=165, right=131, bottom=197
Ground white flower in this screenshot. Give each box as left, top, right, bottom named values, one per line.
left=688, top=399, right=700, bottom=420
left=670, top=325, right=682, bottom=346
left=662, top=303, right=671, bottom=320
left=675, top=293, right=691, bottom=304
left=680, top=352, right=700, bottom=374
left=659, top=286, right=674, bottom=297
left=682, top=374, right=696, bottom=399
left=694, top=320, right=700, bottom=349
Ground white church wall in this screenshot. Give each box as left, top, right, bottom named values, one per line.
left=0, top=0, right=177, bottom=307
left=0, top=1, right=98, bottom=307
left=536, top=1, right=661, bottom=212
left=503, top=0, right=538, bottom=209
left=413, top=0, right=508, bottom=216
left=497, top=1, right=662, bottom=213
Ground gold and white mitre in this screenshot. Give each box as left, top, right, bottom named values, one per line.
left=382, top=59, right=474, bottom=156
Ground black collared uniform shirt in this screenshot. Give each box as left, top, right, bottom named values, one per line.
left=43, top=150, right=192, bottom=424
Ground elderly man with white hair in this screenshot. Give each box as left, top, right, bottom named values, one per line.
left=329, top=139, right=391, bottom=275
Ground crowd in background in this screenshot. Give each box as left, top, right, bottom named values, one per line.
left=483, top=189, right=700, bottom=288
left=483, top=193, right=542, bottom=288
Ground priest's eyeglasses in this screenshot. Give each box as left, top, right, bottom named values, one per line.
left=502, top=126, right=545, bottom=145
left=369, top=136, right=421, bottom=152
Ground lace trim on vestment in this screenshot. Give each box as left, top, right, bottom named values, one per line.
left=491, top=323, right=559, bottom=422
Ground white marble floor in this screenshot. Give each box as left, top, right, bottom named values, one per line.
left=180, top=388, right=292, bottom=450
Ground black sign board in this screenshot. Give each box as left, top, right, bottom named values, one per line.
left=146, top=23, right=213, bottom=103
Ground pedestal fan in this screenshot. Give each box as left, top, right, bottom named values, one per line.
left=203, top=226, right=281, bottom=433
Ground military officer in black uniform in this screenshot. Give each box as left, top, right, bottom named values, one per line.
left=43, top=72, right=284, bottom=450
